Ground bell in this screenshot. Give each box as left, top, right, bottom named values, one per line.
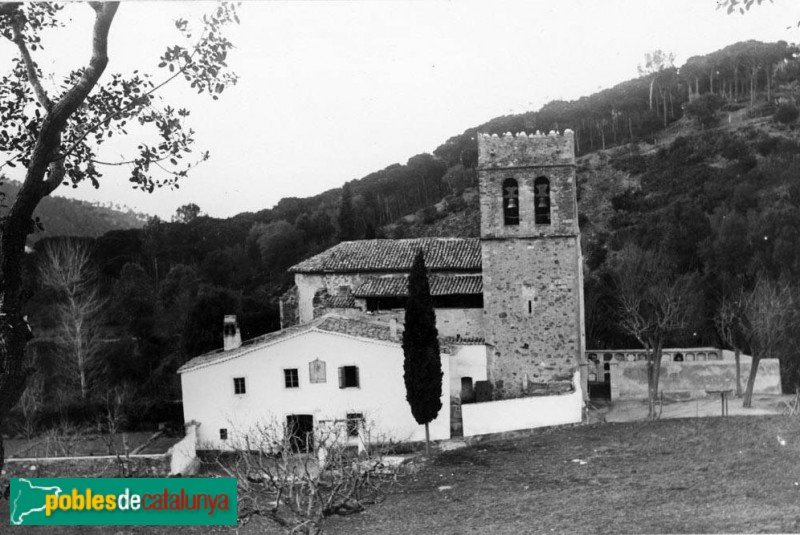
left=507, top=197, right=517, bottom=209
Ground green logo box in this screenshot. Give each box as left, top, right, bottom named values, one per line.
left=9, top=477, right=237, bottom=526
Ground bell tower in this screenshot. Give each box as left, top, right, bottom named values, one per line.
left=478, top=130, right=584, bottom=400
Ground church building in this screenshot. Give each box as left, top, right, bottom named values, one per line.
left=178, top=130, right=586, bottom=449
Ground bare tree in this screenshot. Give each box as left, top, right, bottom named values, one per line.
left=14, top=373, right=42, bottom=440
left=610, top=245, right=699, bottom=418
left=713, top=282, right=747, bottom=397
left=216, top=417, right=399, bottom=533
left=39, top=240, right=108, bottom=400
left=741, top=277, right=794, bottom=408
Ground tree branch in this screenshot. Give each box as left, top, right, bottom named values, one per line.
left=42, top=157, right=66, bottom=197
left=1, top=2, right=118, bottom=315
left=11, top=14, right=52, bottom=110
left=53, top=13, right=211, bottom=164
left=47, top=2, right=119, bottom=129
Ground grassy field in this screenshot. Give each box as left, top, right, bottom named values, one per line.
left=3, top=415, right=800, bottom=533
left=325, top=416, right=800, bottom=534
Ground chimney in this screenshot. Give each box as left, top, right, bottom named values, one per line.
left=223, top=315, right=242, bottom=351
left=389, top=318, right=398, bottom=341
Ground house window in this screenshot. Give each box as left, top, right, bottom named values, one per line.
left=339, top=366, right=360, bottom=388
left=284, top=368, right=299, bottom=388
left=219, top=428, right=228, bottom=440
left=309, top=359, right=327, bottom=384
left=534, top=176, right=551, bottom=225
left=233, top=377, right=246, bottom=395
left=346, top=413, right=363, bottom=437
left=502, top=178, right=520, bottom=226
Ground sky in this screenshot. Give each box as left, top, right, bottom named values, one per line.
left=2, top=0, right=800, bottom=220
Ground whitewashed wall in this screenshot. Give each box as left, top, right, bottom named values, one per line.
left=181, top=330, right=451, bottom=449
left=609, top=355, right=781, bottom=400
left=461, top=371, right=583, bottom=436
left=169, top=421, right=199, bottom=475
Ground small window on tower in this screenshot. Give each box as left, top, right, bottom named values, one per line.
left=534, top=176, right=551, bottom=225
left=502, top=178, right=520, bottom=226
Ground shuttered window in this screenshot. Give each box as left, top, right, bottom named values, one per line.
left=338, top=366, right=360, bottom=388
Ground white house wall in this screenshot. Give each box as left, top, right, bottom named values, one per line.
left=181, top=330, right=451, bottom=449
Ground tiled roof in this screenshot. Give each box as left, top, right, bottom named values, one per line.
left=328, top=294, right=356, bottom=308
left=178, top=314, right=400, bottom=374
left=354, top=274, right=482, bottom=297
left=316, top=316, right=398, bottom=342
left=289, top=238, right=481, bottom=273
left=441, top=335, right=486, bottom=345
left=177, top=320, right=316, bottom=373
left=177, top=313, right=486, bottom=373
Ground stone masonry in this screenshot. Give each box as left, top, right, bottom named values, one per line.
left=478, top=131, right=584, bottom=399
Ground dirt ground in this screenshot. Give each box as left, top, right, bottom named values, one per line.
left=4, top=414, right=800, bottom=534
left=595, top=393, right=790, bottom=423
left=4, top=432, right=179, bottom=459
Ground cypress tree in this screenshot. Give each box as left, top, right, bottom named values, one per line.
left=402, top=250, right=443, bottom=455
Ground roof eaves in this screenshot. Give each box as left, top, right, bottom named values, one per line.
left=178, top=324, right=313, bottom=374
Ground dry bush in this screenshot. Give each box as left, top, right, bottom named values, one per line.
left=210, top=417, right=401, bottom=533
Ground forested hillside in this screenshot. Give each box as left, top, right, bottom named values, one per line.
left=0, top=180, right=147, bottom=240
left=13, top=39, right=800, bottom=433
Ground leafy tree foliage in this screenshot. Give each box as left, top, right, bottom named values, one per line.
left=773, top=102, right=799, bottom=125
left=172, top=203, right=202, bottom=224
left=337, top=182, right=357, bottom=241
left=685, top=94, right=726, bottom=128
left=182, top=284, right=240, bottom=359
left=402, top=251, right=442, bottom=455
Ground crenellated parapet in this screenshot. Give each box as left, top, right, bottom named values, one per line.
left=477, top=130, right=575, bottom=169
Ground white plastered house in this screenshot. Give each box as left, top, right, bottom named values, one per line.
left=178, top=314, right=487, bottom=450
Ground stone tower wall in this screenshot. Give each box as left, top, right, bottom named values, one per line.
left=478, top=131, right=583, bottom=399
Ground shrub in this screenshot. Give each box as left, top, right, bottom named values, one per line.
left=685, top=94, right=726, bottom=128
left=773, top=102, right=799, bottom=125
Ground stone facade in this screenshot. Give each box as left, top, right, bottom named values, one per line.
left=279, top=285, right=300, bottom=329
left=478, top=131, right=584, bottom=399
left=287, top=271, right=484, bottom=338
